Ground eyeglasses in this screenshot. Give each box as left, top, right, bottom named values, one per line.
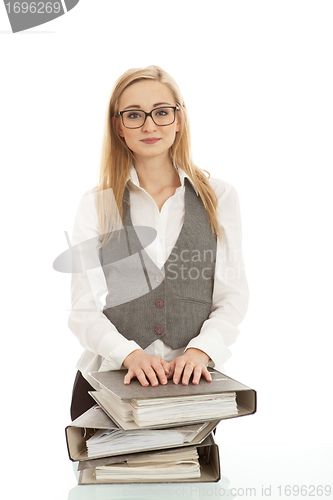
left=118, top=106, right=179, bottom=129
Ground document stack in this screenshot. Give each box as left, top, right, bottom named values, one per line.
left=65, top=368, right=256, bottom=485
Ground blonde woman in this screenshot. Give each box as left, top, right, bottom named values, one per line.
left=69, top=65, right=249, bottom=420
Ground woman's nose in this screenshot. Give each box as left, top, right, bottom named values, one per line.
left=142, top=115, right=157, bottom=132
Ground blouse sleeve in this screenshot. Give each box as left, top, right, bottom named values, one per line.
left=184, top=179, right=250, bottom=368
left=67, top=189, right=142, bottom=370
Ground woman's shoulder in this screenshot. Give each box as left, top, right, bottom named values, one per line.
left=76, top=186, right=99, bottom=209
left=81, top=186, right=98, bottom=197
left=207, top=176, right=239, bottom=204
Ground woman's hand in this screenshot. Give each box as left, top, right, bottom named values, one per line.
left=167, top=348, right=212, bottom=385
left=122, top=349, right=171, bottom=387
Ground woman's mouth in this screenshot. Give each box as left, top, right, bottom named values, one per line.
left=140, top=138, right=161, bottom=144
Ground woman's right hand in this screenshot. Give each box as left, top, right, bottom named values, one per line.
left=122, top=349, right=170, bottom=386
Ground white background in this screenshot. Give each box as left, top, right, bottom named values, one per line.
left=1, top=1, right=332, bottom=499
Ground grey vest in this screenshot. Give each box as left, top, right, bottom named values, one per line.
left=101, top=179, right=217, bottom=350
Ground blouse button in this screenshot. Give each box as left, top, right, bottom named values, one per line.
left=154, top=326, right=163, bottom=335
left=156, top=274, right=164, bottom=283
left=155, top=300, right=164, bottom=308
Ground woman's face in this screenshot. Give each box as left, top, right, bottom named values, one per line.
left=115, top=80, right=180, bottom=163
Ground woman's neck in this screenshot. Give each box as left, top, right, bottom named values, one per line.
left=134, top=156, right=181, bottom=194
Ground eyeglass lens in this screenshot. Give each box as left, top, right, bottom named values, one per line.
left=122, top=107, right=175, bottom=128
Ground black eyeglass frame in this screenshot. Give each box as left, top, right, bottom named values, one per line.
left=118, top=106, right=180, bottom=129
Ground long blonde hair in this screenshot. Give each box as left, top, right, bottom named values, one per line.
left=96, top=65, right=221, bottom=246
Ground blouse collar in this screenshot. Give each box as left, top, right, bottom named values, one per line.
left=128, top=165, right=199, bottom=196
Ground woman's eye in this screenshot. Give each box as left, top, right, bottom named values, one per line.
left=156, top=110, right=169, bottom=116
left=127, top=113, right=141, bottom=120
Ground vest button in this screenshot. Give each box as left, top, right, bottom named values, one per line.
left=156, top=274, right=164, bottom=283
left=154, top=326, right=163, bottom=335
left=155, top=300, right=164, bottom=308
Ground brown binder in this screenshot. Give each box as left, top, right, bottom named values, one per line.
left=78, top=433, right=221, bottom=484
left=88, top=367, right=256, bottom=430
left=66, top=405, right=220, bottom=462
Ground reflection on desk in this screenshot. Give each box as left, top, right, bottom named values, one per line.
left=68, top=468, right=234, bottom=500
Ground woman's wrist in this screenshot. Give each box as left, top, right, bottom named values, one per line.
left=122, top=349, right=146, bottom=369
left=184, top=347, right=209, bottom=366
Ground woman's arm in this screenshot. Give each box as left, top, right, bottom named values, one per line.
left=170, top=180, right=250, bottom=383
left=68, top=189, right=171, bottom=386
left=68, top=189, right=144, bottom=368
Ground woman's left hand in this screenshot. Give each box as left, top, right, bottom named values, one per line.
left=167, top=348, right=212, bottom=385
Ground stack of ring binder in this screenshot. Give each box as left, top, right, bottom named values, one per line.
left=65, top=368, right=256, bottom=485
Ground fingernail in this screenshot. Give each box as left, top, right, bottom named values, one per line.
left=162, top=379, right=167, bottom=385
left=193, top=379, right=198, bottom=384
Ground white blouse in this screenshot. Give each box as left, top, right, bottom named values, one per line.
left=68, top=166, right=249, bottom=388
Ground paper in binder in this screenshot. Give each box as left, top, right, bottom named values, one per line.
left=88, top=368, right=256, bottom=430
left=65, top=369, right=256, bottom=485
left=78, top=433, right=221, bottom=484
left=66, top=405, right=220, bottom=462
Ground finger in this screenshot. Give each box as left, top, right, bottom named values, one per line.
left=160, top=359, right=171, bottom=376
left=165, top=361, right=175, bottom=380
left=134, top=368, right=150, bottom=387
left=192, top=366, right=203, bottom=385
left=124, top=370, right=135, bottom=385
left=202, top=366, right=212, bottom=382
left=181, top=362, right=195, bottom=385
left=173, top=359, right=186, bottom=384
left=151, top=361, right=168, bottom=385
left=124, top=368, right=149, bottom=387
left=142, top=365, right=159, bottom=386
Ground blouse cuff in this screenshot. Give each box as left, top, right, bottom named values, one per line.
left=184, top=328, right=232, bottom=369
left=98, top=340, right=142, bottom=371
